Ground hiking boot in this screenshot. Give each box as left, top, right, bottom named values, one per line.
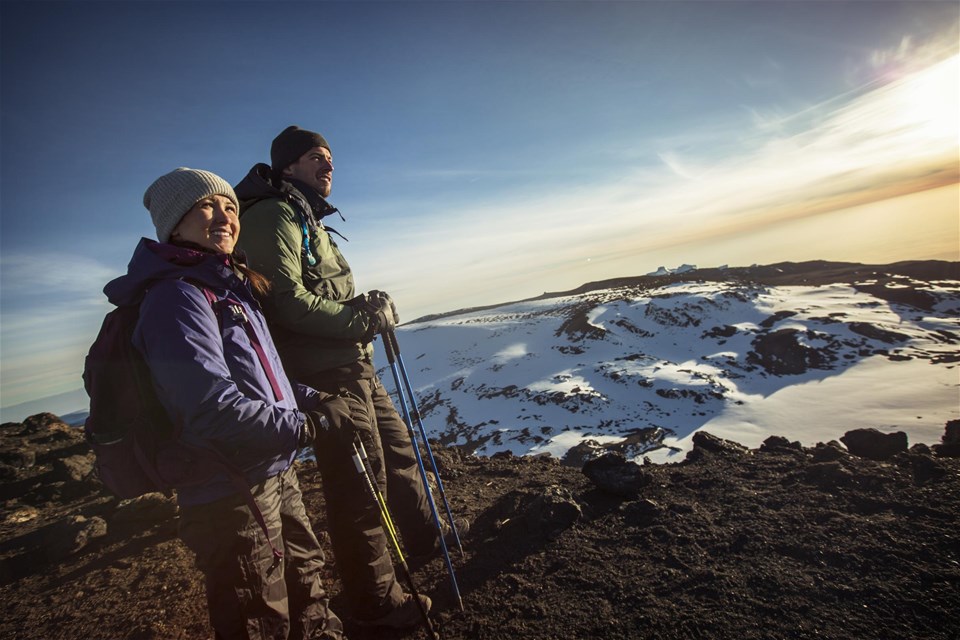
left=407, top=517, right=470, bottom=570
left=356, top=593, right=431, bottom=630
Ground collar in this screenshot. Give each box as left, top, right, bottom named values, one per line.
left=283, top=178, right=343, bottom=222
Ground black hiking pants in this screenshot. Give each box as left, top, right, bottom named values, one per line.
left=178, top=465, right=343, bottom=640
left=303, top=366, right=436, bottom=619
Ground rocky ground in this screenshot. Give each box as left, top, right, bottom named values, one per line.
left=1, top=413, right=958, bottom=640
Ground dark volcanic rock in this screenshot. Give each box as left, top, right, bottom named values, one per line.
left=804, top=461, right=854, bottom=487
left=760, top=435, right=803, bottom=454
left=759, top=310, right=798, bottom=328
left=522, top=485, right=582, bottom=539
left=21, top=413, right=68, bottom=434
left=935, top=419, right=960, bottom=457
left=52, top=454, right=95, bottom=483
left=840, top=428, right=909, bottom=460
left=703, top=324, right=738, bottom=339
left=849, top=322, right=910, bottom=344
left=2, top=415, right=959, bottom=640
left=690, top=430, right=748, bottom=456
left=854, top=282, right=939, bottom=311
left=111, top=492, right=178, bottom=526
left=43, top=515, right=108, bottom=562
left=811, top=441, right=849, bottom=462
left=747, top=328, right=833, bottom=375
left=582, top=452, right=653, bottom=498
left=944, top=420, right=960, bottom=444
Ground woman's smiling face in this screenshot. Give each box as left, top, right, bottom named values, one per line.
left=170, top=194, right=240, bottom=254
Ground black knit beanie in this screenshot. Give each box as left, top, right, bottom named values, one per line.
left=270, top=125, right=330, bottom=175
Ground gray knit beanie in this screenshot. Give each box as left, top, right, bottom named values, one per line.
left=271, top=125, right=330, bottom=176
left=143, top=168, right=239, bottom=243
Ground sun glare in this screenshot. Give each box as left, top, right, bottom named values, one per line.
left=891, top=54, right=960, bottom=142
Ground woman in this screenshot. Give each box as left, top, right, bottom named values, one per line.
left=103, top=168, right=354, bottom=640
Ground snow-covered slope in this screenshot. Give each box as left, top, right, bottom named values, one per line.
left=380, top=265, right=960, bottom=464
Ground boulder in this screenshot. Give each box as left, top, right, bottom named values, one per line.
left=760, top=436, right=803, bottom=454
left=934, top=420, right=960, bottom=457
left=747, top=328, right=831, bottom=375
left=840, top=428, right=908, bottom=460
left=111, top=492, right=178, bottom=525
left=43, top=515, right=107, bottom=562
left=691, top=431, right=748, bottom=456
left=21, top=413, right=68, bottom=434
left=53, top=454, right=95, bottom=483
left=582, top=452, right=652, bottom=498
left=523, top=485, right=581, bottom=539
left=811, top=441, right=849, bottom=462
left=805, top=461, right=853, bottom=487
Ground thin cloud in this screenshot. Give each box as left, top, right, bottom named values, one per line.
left=1, top=252, right=115, bottom=406
left=1, top=253, right=116, bottom=300
left=357, top=49, right=959, bottom=321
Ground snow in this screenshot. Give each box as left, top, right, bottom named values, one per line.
left=380, top=278, right=960, bottom=465
left=648, top=356, right=960, bottom=463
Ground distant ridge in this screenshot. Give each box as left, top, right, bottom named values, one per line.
left=0, top=387, right=88, bottom=424
left=408, top=259, right=960, bottom=325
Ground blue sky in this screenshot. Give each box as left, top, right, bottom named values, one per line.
left=1, top=0, right=958, bottom=413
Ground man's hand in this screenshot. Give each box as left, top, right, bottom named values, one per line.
left=369, top=290, right=399, bottom=325
left=308, top=393, right=371, bottom=448
left=348, top=290, right=400, bottom=339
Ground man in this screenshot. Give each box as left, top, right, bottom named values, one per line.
left=234, top=126, right=460, bottom=629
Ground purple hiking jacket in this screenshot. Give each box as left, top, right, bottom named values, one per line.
left=104, top=238, right=319, bottom=506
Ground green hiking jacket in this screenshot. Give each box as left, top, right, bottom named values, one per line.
left=235, top=164, right=374, bottom=379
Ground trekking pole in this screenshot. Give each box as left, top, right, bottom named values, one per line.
left=380, top=328, right=465, bottom=611
left=384, top=329, right=465, bottom=556
left=350, top=437, right=438, bottom=640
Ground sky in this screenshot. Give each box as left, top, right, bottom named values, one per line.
left=1, top=0, right=958, bottom=413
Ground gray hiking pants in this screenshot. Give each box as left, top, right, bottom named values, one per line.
left=304, top=368, right=436, bottom=619
left=178, top=465, right=343, bottom=640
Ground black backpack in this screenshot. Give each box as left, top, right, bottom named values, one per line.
left=82, top=286, right=220, bottom=499
left=83, top=283, right=286, bottom=559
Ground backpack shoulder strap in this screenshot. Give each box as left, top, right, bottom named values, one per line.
left=184, top=281, right=285, bottom=403
left=199, top=285, right=218, bottom=308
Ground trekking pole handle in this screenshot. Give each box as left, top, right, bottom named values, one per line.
left=379, top=329, right=398, bottom=364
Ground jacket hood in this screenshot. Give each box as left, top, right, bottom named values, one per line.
left=104, top=238, right=234, bottom=306
left=234, top=163, right=284, bottom=210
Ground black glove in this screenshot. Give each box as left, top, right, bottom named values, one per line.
left=370, top=290, right=399, bottom=325
left=308, top=393, right=371, bottom=448
left=349, top=290, right=399, bottom=340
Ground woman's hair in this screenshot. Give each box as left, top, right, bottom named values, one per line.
left=233, top=259, right=272, bottom=298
